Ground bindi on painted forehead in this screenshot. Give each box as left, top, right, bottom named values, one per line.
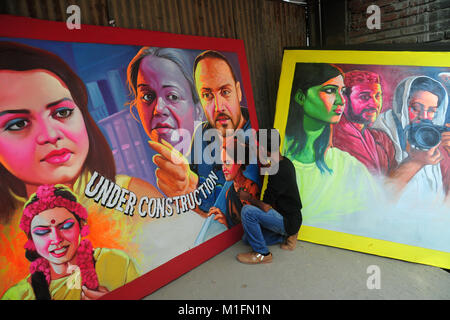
left=30, top=207, right=76, bottom=228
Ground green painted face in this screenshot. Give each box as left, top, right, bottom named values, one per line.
left=295, top=75, right=345, bottom=124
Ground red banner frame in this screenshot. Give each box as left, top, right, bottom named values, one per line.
left=0, top=14, right=258, bottom=300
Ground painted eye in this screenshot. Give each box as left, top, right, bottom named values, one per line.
left=142, top=92, right=156, bottom=103
left=33, top=228, right=51, bottom=236
left=202, top=92, right=213, bottom=100
left=167, top=93, right=179, bottom=102
left=323, top=87, right=336, bottom=94
left=410, top=104, right=421, bottom=113
left=4, top=118, right=30, bottom=131
left=53, top=107, right=74, bottom=119
left=61, top=221, right=75, bottom=230
left=359, top=94, right=370, bottom=101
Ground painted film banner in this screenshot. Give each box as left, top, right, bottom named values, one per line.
left=273, top=49, right=450, bottom=269
left=0, top=15, right=260, bottom=300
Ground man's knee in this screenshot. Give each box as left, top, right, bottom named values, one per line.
left=241, top=204, right=257, bottom=222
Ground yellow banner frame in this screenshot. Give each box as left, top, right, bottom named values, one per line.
left=271, top=49, right=450, bottom=269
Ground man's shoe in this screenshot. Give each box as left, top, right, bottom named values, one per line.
left=236, top=251, right=272, bottom=264
left=280, top=233, right=298, bottom=251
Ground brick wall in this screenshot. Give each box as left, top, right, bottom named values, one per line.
left=347, top=0, right=450, bottom=44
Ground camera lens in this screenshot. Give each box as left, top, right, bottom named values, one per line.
left=415, top=126, right=441, bottom=149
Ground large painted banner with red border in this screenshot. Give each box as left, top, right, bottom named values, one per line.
left=0, top=15, right=259, bottom=300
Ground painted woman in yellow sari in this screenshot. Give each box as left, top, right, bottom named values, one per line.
left=2, top=184, right=139, bottom=300
left=0, top=41, right=161, bottom=296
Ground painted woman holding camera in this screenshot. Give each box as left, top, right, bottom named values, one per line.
left=372, top=75, right=449, bottom=204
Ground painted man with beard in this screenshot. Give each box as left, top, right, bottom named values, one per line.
left=148, top=50, right=259, bottom=218
left=333, top=70, right=397, bottom=176
left=190, top=50, right=258, bottom=214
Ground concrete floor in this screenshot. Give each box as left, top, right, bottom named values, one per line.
left=144, top=240, right=450, bottom=300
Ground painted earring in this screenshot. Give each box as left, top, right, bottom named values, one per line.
left=24, top=240, right=36, bottom=251
left=80, top=225, right=90, bottom=237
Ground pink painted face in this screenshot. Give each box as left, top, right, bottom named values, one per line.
left=30, top=207, right=81, bottom=265
left=408, top=90, right=439, bottom=123
left=222, top=162, right=242, bottom=181
left=221, top=144, right=242, bottom=181
left=136, top=55, right=197, bottom=149
left=346, top=83, right=382, bottom=125
left=195, top=57, right=243, bottom=136
left=0, top=70, right=90, bottom=190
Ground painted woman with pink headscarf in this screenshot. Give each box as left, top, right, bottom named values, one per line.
left=1, top=184, right=139, bottom=300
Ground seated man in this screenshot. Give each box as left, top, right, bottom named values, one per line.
left=208, top=138, right=260, bottom=229
left=236, top=130, right=303, bottom=264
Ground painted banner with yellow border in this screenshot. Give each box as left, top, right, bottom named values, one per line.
left=272, top=49, right=450, bottom=269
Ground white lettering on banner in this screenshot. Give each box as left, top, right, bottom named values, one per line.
left=84, top=171, right=223, bottom=218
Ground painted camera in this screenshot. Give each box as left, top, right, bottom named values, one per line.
left=408, top=120, right=450, bottom=150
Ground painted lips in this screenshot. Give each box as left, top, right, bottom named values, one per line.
left=49, top=245, right=69, bottom=258
left=215, top=114, right=230, bottom=124
left=334, top=106, right=344, bottom=115
left=153, top=122, right=174, bottom=134
left=42, top=148, right=72, bottom=165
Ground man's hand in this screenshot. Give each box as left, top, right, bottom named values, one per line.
left=406, top=141, right=443, bottom=166
left=208, top=207, right=228, bottom=228
left=238, top=189, right=252, bottom=201
left=149, top=139, right=198, bottom=197
left=238, top=190, right=272, bottom=212
left=260, top=202, right=272, bottom=212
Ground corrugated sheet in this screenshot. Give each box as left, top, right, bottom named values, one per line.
left=1, top=0, right=306, bottom=128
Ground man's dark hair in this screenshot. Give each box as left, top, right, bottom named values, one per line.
left=224, top=137, right=251, bottom=171
left=193, top=50, right=237, bottom=83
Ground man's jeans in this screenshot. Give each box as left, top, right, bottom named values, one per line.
left=241, top=204, right=287, bottom=255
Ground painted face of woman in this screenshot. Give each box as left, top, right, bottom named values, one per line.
left=30, top=207, right=81, bottom=265
left=408, top=90, right=439, bottom=123
left=0, top=70, right=90, bottom=189
left=220, top=143, right=243, bottom=181
left=136, top=55, right=196, bottom=150
left=297, top=75, right=346, bottom=124
left=222, top=162, right=242, bottom=181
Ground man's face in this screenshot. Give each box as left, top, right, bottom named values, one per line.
left=194, top=57, right=243, bottom=136
left=345, top=83, right=382, bottom=125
